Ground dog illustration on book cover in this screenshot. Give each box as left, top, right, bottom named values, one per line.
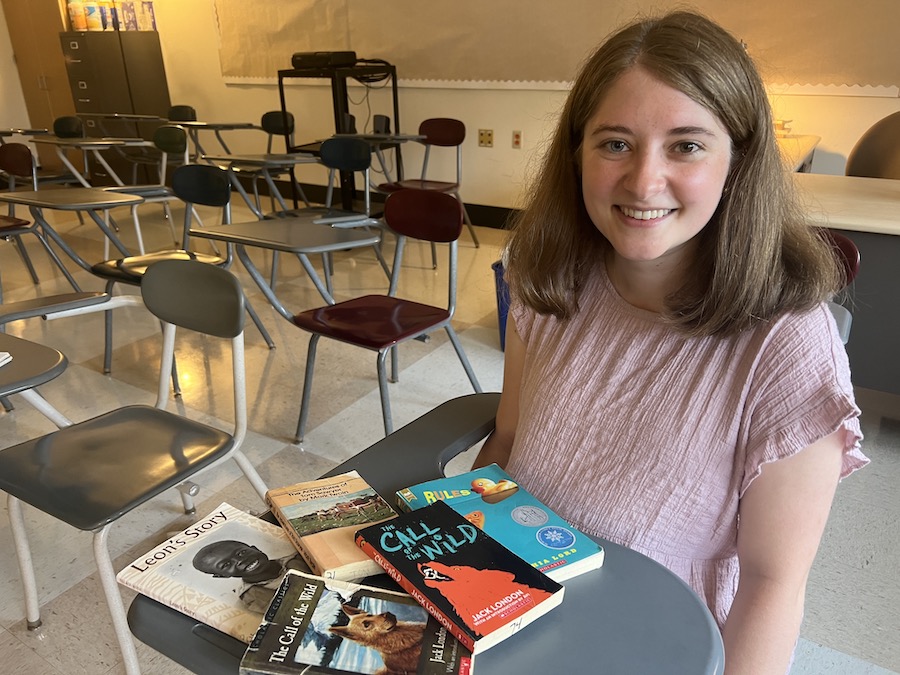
left=418, top=561, right=552, bottom=636
left=329, top=603, right=425, bottom=675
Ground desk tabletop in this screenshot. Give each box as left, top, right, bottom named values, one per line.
left=0, top=333, right=67, bottom=398
left=31, top=136, right=150, bottom=148
left=202, top=153, right=319, bottom=167
left=317, top=394, right=725, bottom=674
left=190, top=218, right=381, bottom=254
left=794, top=172, right=900, bottom=236
left=173, top=121, right=256, bottom=131
left=0, top=187, right=144, bottom=210
left=332, top=132, right=424, bottom=143
left=1, top=128, right=49, bottom=137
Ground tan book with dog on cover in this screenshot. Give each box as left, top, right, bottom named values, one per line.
left=266, top=471, right=397, bottom=583
left=240, top=570, right=474, bottom=675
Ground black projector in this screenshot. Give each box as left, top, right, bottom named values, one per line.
left=291, top=51, right=358, bottom=69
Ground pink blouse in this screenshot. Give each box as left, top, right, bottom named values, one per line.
left=505, top=263, right=868, bottom=627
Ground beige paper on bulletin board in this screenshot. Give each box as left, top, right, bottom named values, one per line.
left=214, top=0, right=900, bottom=87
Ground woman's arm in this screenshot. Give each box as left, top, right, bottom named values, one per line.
left=722, top=430, right=844, bottom=674
left=473, top=316, right=526, bottom=469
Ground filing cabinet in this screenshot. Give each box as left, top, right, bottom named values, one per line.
left=59, top=30, right=171, bottom=183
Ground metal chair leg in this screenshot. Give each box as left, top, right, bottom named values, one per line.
left=295, top=334, right=320, bottom=442
left=445, top=326, right=483, bottom=392
left=245, top=298, right=275, bottom=349
left=376, top=349, right=393, bottom=436
left=93, top=527, right=142, bottom=675
left=7, top=495, right=41, bottom=630
left=11, top=235, right=40, bottom=284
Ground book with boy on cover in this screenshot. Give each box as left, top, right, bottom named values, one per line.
left=396, top=464, right=604, bottom=582
left=240, top=570, right=474, bottom=675
left=355, top=500, right=564, bottom=655
left=266, top=471, right=397, bottom=583
left=117, top=502, right=307, bottom=643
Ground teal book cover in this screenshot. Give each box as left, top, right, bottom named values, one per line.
left=396, top=464, right=604, bottom=582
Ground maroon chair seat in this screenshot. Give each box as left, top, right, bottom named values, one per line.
left=293, top=295, right=451, bottom=349
left=293, top=188, right=482, bottom=441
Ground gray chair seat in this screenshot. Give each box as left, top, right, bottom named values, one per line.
left=0, top=405, right=233, bottom=530
left=92, top=250, right=226, bottom=284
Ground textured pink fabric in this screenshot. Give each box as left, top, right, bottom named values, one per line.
left=505, top=263, right=868, bottom=628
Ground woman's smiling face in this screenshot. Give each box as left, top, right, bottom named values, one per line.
left=580, top=66, right=733, bottom=269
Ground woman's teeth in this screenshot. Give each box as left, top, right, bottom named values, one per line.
left=620, top=207, right=672, bottom=220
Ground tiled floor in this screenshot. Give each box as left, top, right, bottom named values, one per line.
left=0, top=199, right=896, bottom=674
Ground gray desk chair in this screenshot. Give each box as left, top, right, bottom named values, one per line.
left=91, top=164, right=274, bottom=376
left=127, top=392, right=500, bottom=674
left=294, top=189, right=482, bottom=440
left=845, top=111, right=900, bottom=179
left=168, top=104, right=198, bottom=122
left=220, top=110, right=314, bottom=213
left=0, top=259, right=270, bottom=675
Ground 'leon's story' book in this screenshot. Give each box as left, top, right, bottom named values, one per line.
left=117, top=502, right=307, bottom=643
left=266, top=471, right=397, bottom=583
left=240, top=570, right=474, bottom=675
left=355, top=500, right=564, bottom=655
left=396, top=464, right=604, bottom=581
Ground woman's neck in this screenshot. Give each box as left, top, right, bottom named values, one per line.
left=605, top=250, right=690, bottom=313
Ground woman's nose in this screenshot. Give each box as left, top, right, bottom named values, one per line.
left=623, top=151, right=667, bottom=199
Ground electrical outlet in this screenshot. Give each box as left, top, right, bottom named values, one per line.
left=478, top=129, right=493, bottom=147
left=512, top=130, right=523, bottom=149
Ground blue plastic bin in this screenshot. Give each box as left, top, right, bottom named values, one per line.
left=492, top=260, right=510, bottom=351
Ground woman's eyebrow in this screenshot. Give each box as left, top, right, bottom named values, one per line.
left=586, top=123, right=631, bottom=137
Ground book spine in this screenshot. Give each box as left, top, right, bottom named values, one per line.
left=355, top=533, right=476, bottom=653
left=270, top=506, right=320, bottom=575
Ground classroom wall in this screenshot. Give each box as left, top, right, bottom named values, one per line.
left=3, top=0, right=900, bottom=210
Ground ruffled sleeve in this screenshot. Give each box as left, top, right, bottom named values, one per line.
left=739, top=304, right=868, bottom=496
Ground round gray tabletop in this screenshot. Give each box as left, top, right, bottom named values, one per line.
left=0, top=333, right=68, bottom=397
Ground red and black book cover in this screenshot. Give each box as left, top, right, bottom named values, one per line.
left=355, top=500, right=564, bottom=654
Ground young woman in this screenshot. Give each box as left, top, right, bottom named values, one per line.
left=475, top=11, right=868, bottom=673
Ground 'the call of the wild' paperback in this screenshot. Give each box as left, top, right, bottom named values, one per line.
left=240, top=570, right=474, bottom=675
left=355, top=500, right=564, bottom=655
left=117, top=502, right=305, bottom=643
left=396, top=464, right=604, bottom=582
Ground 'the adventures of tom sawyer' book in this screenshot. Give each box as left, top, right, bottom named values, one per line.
left=117, top=502, right=305, bottom=643
left=266, top=471, right=397, bottom=583
left=354, top=500, right=564, bottom=655
left=240, top=570, right=474, bottom=674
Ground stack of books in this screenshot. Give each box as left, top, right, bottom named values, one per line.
left=119, top=466, right=605, bottom=674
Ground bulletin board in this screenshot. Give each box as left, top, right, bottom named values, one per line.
left=213, top=0, right=900, bottom=87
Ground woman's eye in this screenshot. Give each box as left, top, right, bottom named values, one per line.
left=675, top=141, right=702, bottom=154
left=603, top=139, right=629, bottom=153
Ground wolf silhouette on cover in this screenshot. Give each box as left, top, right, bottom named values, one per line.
left=418, top=561, right=551, bottom=636
left=329, top=603, right=424, bottom=675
